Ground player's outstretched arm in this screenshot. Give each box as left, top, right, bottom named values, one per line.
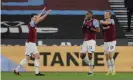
left=35, top=10, right=52, bottom=24
left=37, top=7, right=46, bottom=18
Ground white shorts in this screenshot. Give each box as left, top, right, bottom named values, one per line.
left=104, top=41, right=116, bottom=53
left=80, top=40, right=96, bottom=53
left=25, top=42, right=38, bottom=56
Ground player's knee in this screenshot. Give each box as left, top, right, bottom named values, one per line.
left=33, top=53, right=40, bottom=59
left=80, top=53, right=86, bottom=59
left=105, top=55, right=110, bottom=61
left=26, top=55, right=30, bottom=61
left=105, top=50, right=110, bottom=54
left=106, top=50, right=114, bottom=54
left=106, top=57, right=109, bottom=61
left=109, top=56, right=113, bottom=59
left=104, top=50, right=108, bottom=54
left=109, top=52, right=113, bottom=59
left=88, top=53, right=92, bottom=60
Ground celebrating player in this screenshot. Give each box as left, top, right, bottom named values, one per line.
left=14, top=7, right=51, bottom=76
left=80, top=10, right=100, bottom=75
left=100, top=11, right=116, bottom=75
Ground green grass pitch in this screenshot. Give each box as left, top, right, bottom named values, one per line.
left=1, top=72, right=133, bottom=80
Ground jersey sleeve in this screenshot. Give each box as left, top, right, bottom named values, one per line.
left=93, top=20, right=99, bottom=28
left=30, top=20, right=36, bottom=27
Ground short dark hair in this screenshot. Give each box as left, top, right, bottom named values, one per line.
left=87, top=10, right=93, bottom=15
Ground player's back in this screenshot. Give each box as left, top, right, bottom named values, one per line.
left=103, top=19, right=116, bottom=42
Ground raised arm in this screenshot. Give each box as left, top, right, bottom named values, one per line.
left=35, top=10, right=52, bottom=24
left=37, top=7, right=46, bottom=18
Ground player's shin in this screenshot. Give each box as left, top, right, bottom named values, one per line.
left=107, top=60, right=112, bottom=71
left=34, top=58, right=40, bottom=74
left=83, top=58, right=90, bottom=65
left=89, top=59, right=94, bottom=73
left=110, top=58, right=115, bottom=72
left=80, top=53, right=90, bottom=65
left=88, top=53, right=94, bottom=73
left=106, top=54, right=112, bottom=71
left=109, top=52, right=115, bottom=73
left=33, top=53, right=40, bottom=74
left=15, top=57, right=29, bottom=72
left=33, top=54, right=44, bottom=76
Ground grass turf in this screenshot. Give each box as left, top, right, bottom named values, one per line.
left=1, top=72, right=133, bottom=80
